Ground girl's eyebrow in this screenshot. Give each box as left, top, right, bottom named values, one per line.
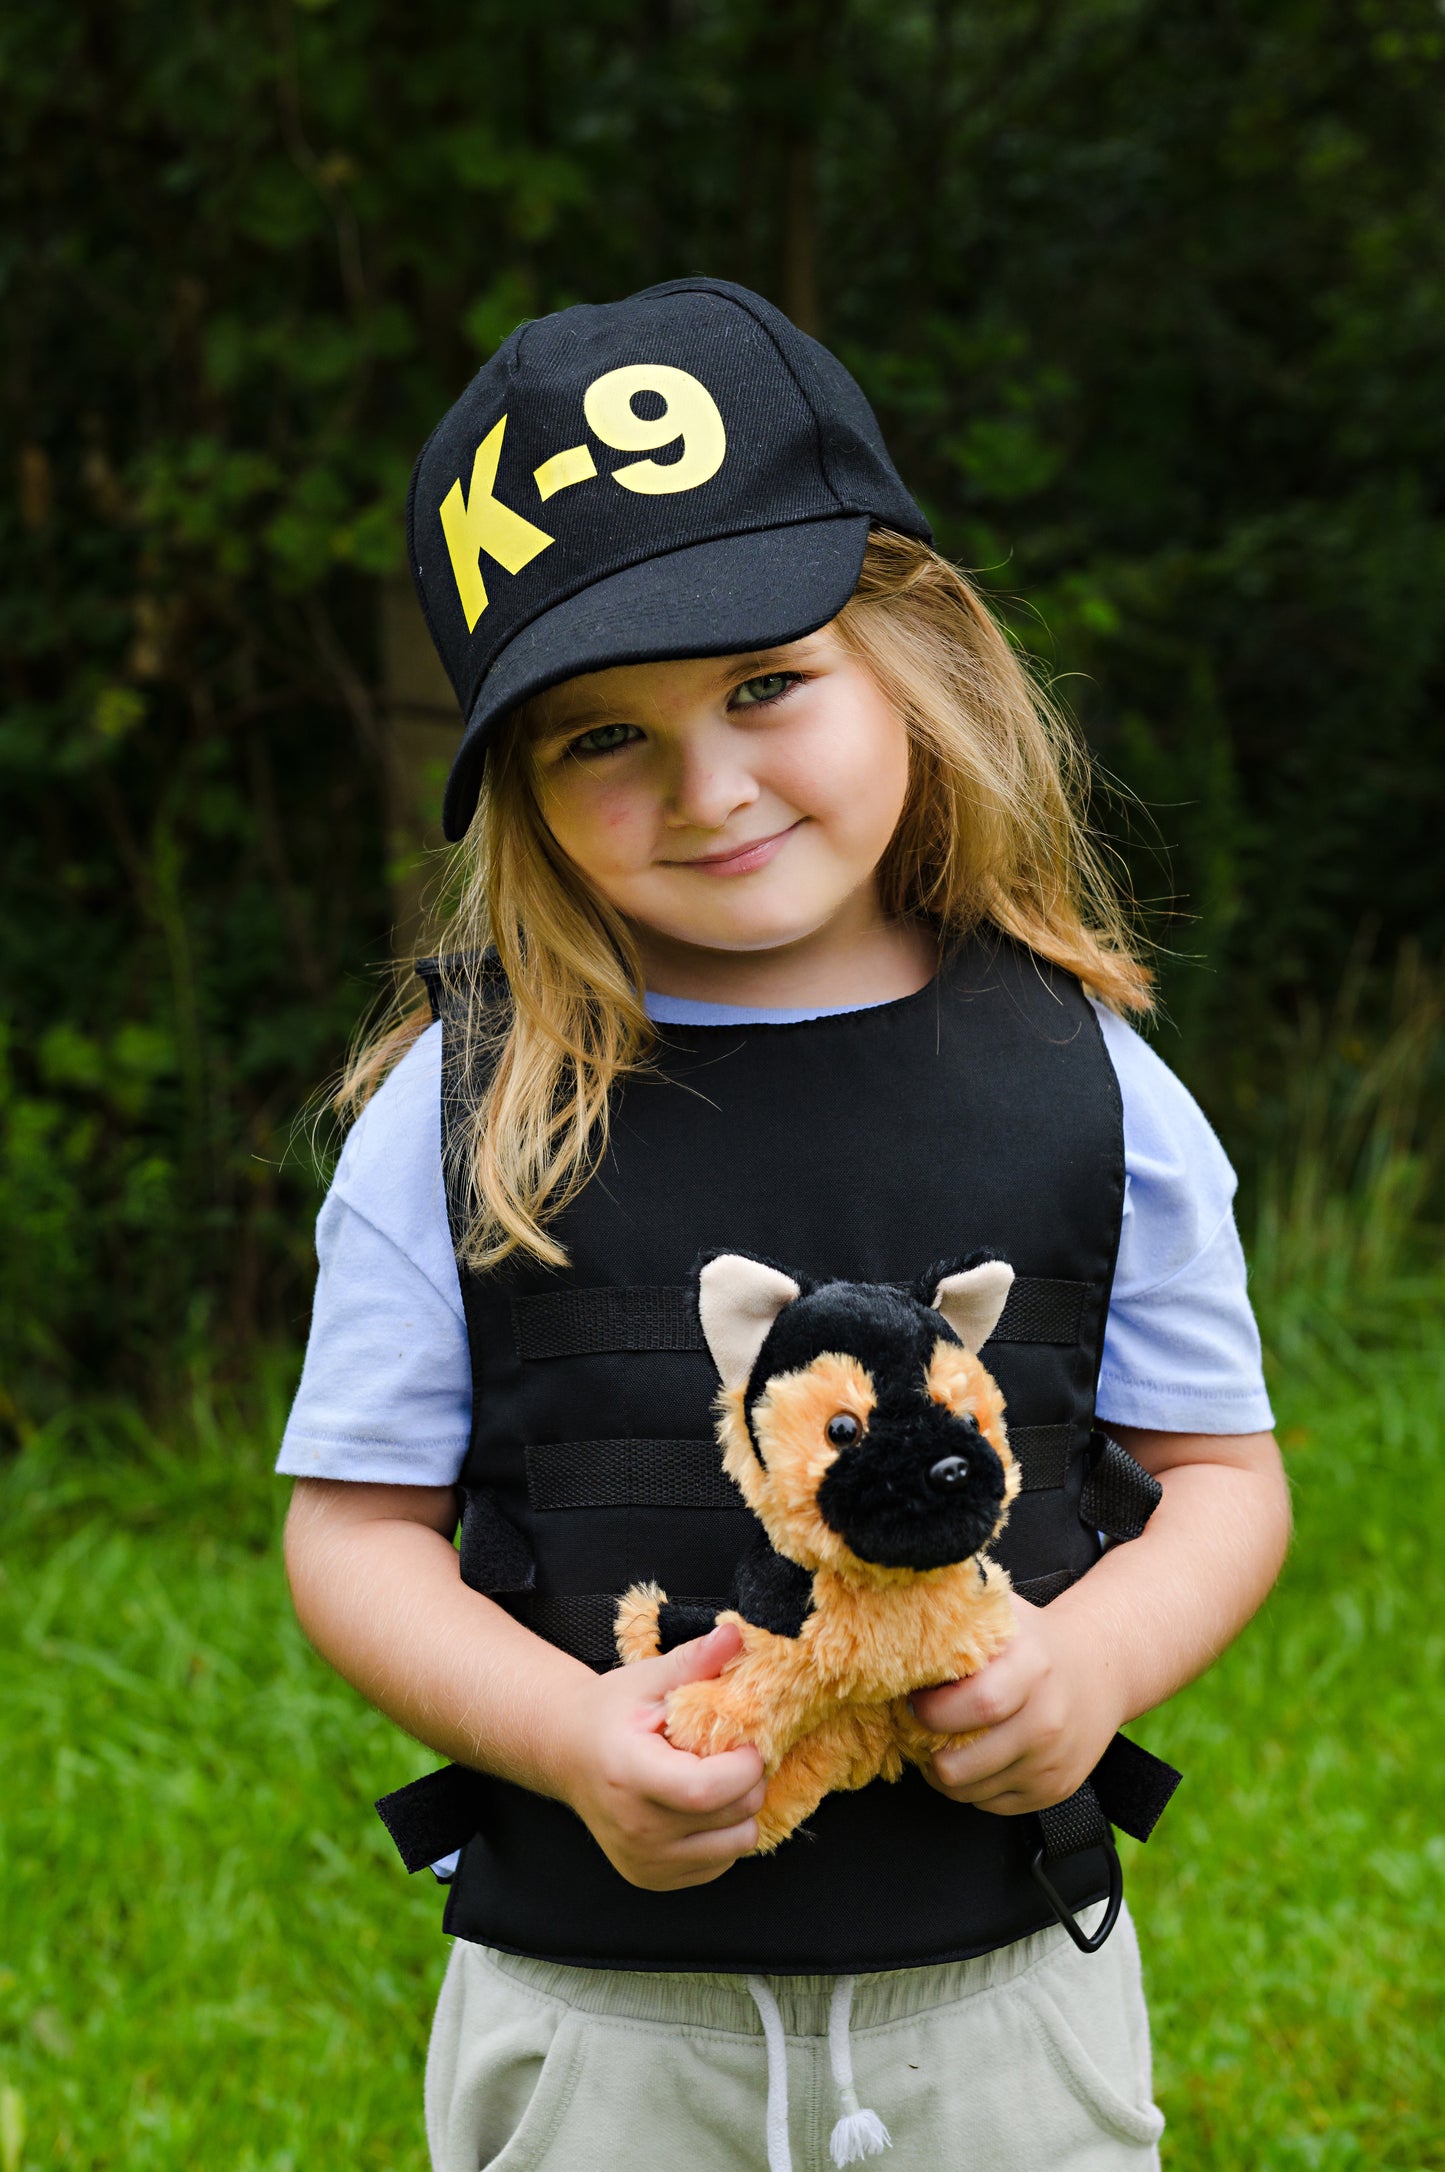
left=536, top=703, right=620, bottom=738
left=535, top=646, right=815, bottom=741
left=716, top=645, right=811, bottom=681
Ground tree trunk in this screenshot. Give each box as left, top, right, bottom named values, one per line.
left=774, top=0, right=831, bottom=337
left=782, top=134, right=821, bottom=337
left=380, top=576, right=459, bottom=962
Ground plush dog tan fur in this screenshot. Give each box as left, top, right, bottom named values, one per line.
left=616, top=1255, right=1021, bottom=1851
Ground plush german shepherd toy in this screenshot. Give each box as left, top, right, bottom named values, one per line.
left=615, top=1252, right=1021, bottom=1852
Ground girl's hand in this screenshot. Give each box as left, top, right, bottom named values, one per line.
left=556, top=1623, right=767, bottom=1890
left=909, top=1593, right=1124, bottom=1815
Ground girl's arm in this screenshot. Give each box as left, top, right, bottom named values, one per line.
left=282, top=1477, right=765, bottom=1887
left=909, top=1427, right=1291, bottom=1811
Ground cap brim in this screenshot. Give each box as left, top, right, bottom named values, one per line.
left=441, top=514, right=871, bottom=840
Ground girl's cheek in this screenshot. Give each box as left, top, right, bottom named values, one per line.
left=775, top=680, right=908, bottom=812
left=590, top=782, right=652, bottom=856
left=549, top=779, right=652, bottom=871
left=776, top=732, right=907, bottom=836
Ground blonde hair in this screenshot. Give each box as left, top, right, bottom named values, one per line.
left=340, top=530, right=1152, bottom=1271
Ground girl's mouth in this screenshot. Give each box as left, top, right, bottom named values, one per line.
left=662, top=820, right=804, bottom=877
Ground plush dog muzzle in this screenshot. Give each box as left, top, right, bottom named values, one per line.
left=816, top=1394, right=1008, bottom=1572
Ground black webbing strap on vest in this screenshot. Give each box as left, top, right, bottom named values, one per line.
left=1081, top=1431, right=1164, bottom=1540
left=376, top=1718, right=1180, bottom=1891
left=522, top=1425, right=1074, bottom=1511
left=512, top=1276, right=1089, bottom=1361
left=516, top=1591, right=724, bottom=1665
left=374, top=1722, right=1181, bottom=1886
left=1032, top=1737, right=1181, bottom=1953
left=526, top=1439, right=741, bottom=1511
left=1020, top=1430, right=1179, bottom=1949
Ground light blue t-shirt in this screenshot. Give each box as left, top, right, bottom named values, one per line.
left=277, top=991, right=1272, bottom=1482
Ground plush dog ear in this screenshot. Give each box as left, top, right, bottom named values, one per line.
left=925, top=1257, right=1015, bottom=1353
left=696, top=1252, right=802, bottom=1389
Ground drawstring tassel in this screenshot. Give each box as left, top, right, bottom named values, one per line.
left=827, top=1976, right=892, bottom=2166
left=746, top=1976, right=794, bottom=2172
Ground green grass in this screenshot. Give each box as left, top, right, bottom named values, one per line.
left=0, top=1366, right=442, bottom=2172
left=1128, top=1316, right=1444, bottom=2169
left=2, top=1325, right=1442, bottom=2170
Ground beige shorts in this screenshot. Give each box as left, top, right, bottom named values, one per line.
left=425, top=1903, right=1164, bottom=2172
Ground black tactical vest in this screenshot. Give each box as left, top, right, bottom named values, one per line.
left=419, top=934, right=1138, bottom=1972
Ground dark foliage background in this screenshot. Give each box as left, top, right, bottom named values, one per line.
left=4, top=0, right=1443, bottom=1429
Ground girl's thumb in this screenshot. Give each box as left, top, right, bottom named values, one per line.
left=657, top=1619, right=741, bottom=1687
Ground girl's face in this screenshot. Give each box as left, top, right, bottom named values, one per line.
left=527, top=624, right=912, bottom=968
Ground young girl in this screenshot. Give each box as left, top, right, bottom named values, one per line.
left=278, top=278, right=1289, bottom=2172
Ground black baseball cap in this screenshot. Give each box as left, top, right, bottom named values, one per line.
left=407, top=276, right=931, bottom=840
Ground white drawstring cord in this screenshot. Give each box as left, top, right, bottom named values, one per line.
left=746, top=1973, right=892, bottom=2171
left=746, top=1975, right=793, bottom=2172
left=827, top=1976, right=892, bottom=2166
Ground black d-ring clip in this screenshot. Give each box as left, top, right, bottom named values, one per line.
left=1030, top=1837, right=1124, bottom=1954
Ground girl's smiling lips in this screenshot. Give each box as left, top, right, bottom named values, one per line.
left=660, top=820, right=804, bottom=877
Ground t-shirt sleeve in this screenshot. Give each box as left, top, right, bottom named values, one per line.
left=276, top=1022, right=473, bottom=1485
left=1092, top=1005, right=1275, bottom=1437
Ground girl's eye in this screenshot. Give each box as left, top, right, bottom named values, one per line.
left=729, top=672, right=798, bottom=710
left=567, top=722, right=641, bottom=759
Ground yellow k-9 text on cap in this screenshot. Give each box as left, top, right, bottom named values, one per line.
left=439, top=365, right=728, bottom=631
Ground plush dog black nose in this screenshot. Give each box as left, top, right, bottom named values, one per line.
left=927, top=1455, right=970, bottom=1493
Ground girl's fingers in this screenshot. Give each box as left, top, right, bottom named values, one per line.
left=939, top=1747, right=1036, bottom=1806
left=670, top=1814, right=760, bottom=1866
left=911, top=1657, right=1031, bottom=1736
left=927, top=1732, right=1082, bottom=1815
left=651, top=1772, right=764, bottom=1824
left=922, top=1758, right=1035, bottom=1812
left=633, top=1731, right=764, bottom=1816
left=928, top=1709, right=1036, bottom=1793
left=971, top=1786, right=1047, bottom=1817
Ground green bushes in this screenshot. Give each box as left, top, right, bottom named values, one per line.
left=4, top=1, right=1443, bottom=1424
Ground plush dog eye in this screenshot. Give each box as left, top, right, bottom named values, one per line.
left=826, top=1412, right=861, bottom=1447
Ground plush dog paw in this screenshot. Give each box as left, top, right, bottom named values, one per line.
left=752, top=1706, right=895, bottom=1851
left=664, top=1668, right=779, bottom=1759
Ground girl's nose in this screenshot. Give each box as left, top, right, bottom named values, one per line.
left=662, top=736, right=760, bottom=833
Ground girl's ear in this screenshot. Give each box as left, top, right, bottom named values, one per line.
left=926, top=1257, right=1015, bottom=1353
left=696, top=1253, right=803, bottom=1389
